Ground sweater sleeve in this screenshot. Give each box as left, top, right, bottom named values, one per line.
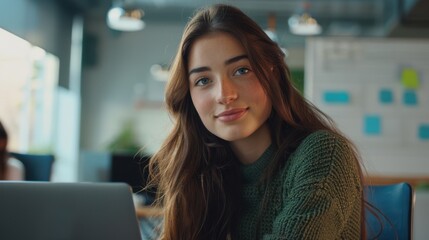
left=264, top=131, right=362, bottom=240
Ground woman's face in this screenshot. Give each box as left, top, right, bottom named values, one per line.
left=188, top=32, right=272, bottom=143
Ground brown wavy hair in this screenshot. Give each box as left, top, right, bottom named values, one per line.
left=149, top=4, right=365, bottom=239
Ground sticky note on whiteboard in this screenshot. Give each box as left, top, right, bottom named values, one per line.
left=418, top=124, right=429, bottom=140
left=403, top=90, right=418, bottom=106
left=379, top=89, right=393, bottom=104
left=401, top=67, right=420, bottom=89
left=323, top=91, right=350, bottom=104
left=364, top=115, right=381, bottom=136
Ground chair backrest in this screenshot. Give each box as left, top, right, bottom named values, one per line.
left=365, top=182, right=414, bottom=240
left=9, top=152, right=54, bottom=181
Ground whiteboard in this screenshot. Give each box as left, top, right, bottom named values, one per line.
left=305, top=37, right=429, bottom=175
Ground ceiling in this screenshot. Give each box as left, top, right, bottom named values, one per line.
left=61, top=0, right=429, bottom=42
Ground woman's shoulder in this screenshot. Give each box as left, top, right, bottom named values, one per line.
left=294, top=130, right=351, bottom=157
left=287, top=130, right=358, bottom=177
left=282, top=129, right=361, bottom=195
left=6, top=157, right=25, bottom=180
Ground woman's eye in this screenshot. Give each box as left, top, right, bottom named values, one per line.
left=234, top=67, right=250, bottom=76
left=195, top=77, right=210, bottom=86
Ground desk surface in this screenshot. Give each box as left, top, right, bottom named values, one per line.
left=136, top=206, right=163, bottom=218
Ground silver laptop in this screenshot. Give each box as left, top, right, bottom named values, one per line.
left=0, top=182, right=142, bottom=240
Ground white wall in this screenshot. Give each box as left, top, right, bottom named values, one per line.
left=81, top=19, right=185, bottom=154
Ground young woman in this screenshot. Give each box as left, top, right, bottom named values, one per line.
left=0, top=121, right=25, bottom=180
left=149, top=4, right=364, bottom=239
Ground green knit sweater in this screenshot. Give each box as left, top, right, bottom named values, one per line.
left=235, top=130, right=362, bottom=239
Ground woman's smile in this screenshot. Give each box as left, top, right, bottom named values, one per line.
left=215, top=107, right=248, bottom=122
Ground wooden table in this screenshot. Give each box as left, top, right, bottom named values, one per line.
left=136, top=206, right=163, bottom=218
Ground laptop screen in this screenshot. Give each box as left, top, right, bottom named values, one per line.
left=0, top=182, right=142, bottom=240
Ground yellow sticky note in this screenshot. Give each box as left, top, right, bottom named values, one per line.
left=401, top=68, right=420, bottom=89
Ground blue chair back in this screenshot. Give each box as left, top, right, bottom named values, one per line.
left=9, top=152, right=54, bottom=181
left=365, top=182, right=414, bottom=240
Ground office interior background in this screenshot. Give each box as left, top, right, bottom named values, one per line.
left=1, top=0, right=429, bottom=221
left=1, top=0, right=429, bottom=238
left=1, top=0, right=428, bottom=178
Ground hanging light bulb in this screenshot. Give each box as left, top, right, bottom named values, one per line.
left=288, top=2, right=322, bottom=36
left=107, top=3, right=145, bottom=31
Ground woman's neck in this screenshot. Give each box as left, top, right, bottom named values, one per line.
left=230, top=123, right=272, bottom=165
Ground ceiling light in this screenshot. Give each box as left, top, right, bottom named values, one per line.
left=150, top=64, right=169, bottom=82
left=107, top=5, right=145, bottom=31
left=288, top=13, right=322, bottom=36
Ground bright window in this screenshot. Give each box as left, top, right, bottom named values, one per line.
left=0, top=28, right=59, bottom=153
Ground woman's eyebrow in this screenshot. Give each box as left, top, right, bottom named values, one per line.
left=225, top=54, right=248, bottom=65
left=189, top=66, right=210, bottom=76
left=188, top=54, right=248, bottom=76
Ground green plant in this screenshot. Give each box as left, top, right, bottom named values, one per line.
left=106, top=121, right=141, bottom=154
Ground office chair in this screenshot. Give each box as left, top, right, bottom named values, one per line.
left=365, top=182, right=414, bottom=240
left=9, top=152, right=54, bottom=181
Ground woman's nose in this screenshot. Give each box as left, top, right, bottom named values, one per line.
left=216, top=77, right=238, bottom=104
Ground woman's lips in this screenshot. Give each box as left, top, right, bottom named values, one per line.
left=215, top=108, right=248, bottom=122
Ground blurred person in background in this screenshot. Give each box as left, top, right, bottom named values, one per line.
left=0, top=120, right=25, bottom=180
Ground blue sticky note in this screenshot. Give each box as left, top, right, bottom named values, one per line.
left=418, top=124, right=429, bottom=140
left=379, top=89, right=393, bottom=104
left=323, top=91, right=350, bottom=104
left=364, top=115, right=381, bottom=135
left=403, top=90, right=418, bottom=106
